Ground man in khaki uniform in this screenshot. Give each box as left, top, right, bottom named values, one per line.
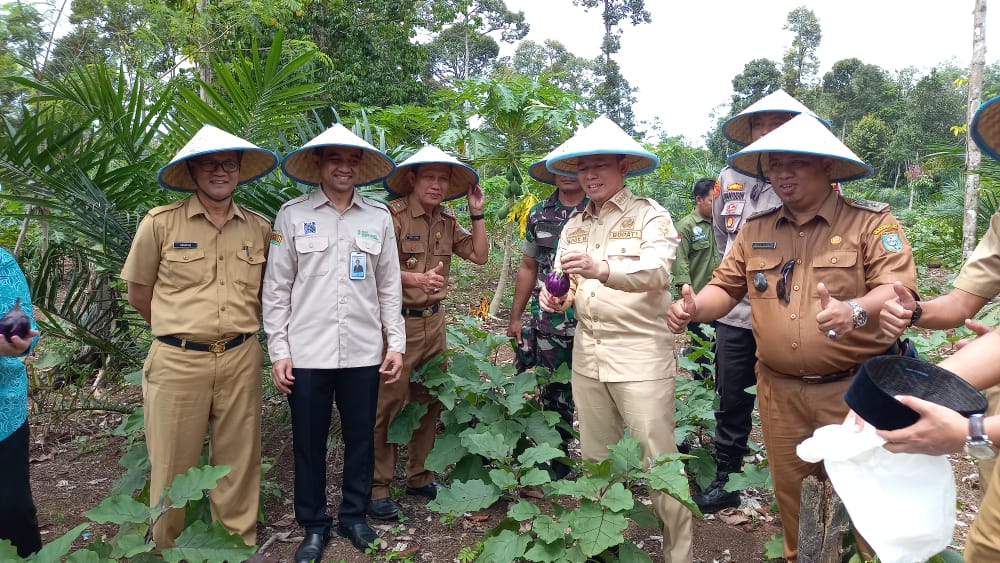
left=262, top=125, right=405, bottom=560
left=539, top=116, right=693, bottom=562
left=369, top=146, right=488, bottom=520
left=121, top=125, right=276, bottom=549
left=668, top=114, right=918, bottom=562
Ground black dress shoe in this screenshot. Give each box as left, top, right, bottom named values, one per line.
left=367, top=497, right=401, bottom=520
left=337, top=521, right=381, bottom=551
left=293, top=531, right=330, bottom=563
left=405, top=481, right=444, bottom=499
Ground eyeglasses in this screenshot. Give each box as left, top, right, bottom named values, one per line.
left=191, top=159, right=240, bottom=173
left=776, top=259, right=795, bottom=304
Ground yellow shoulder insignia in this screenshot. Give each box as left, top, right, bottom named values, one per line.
left=387, top=197, right=408, bottom=215
left=845, top=198, right=889, bottom=213
left=147, top=200, right=186, bottom=216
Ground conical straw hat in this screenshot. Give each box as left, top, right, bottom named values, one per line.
left=545, top=116, right=658, bottom=178
left=722, top=89, right=823, bottom=146
left=282, top=124, right=395, bottom=186
left=528, top=142, right=576, bottom=185
left=383, top=146, right=479, bottom=202
left=158, top=124, right=277, bottom=192
left=971, top=94, right=1000, bottom=161
left=727, top=113, right=872, bottom=183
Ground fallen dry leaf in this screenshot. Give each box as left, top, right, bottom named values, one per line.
left=464, top=513, right=490, bottom=522
left=715, top=507, right=749, bottom=526
left=519, top=486, right=544, bottom=499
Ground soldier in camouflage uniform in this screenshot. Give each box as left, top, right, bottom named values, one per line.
left=507, top=157, right=586, bottom=478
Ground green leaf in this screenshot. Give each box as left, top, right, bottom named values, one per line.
left=726, top=464, right=773, bottom=492
left=163, top=465, right=231, bottom=509
left=508, top=500, right=541, bottom=522
left=618, top=540, right=654, bottom=563
left=66, top=549, right=102, bottom=562
left=85, top=494, right=153, bottom=524
left=0, top=541, right=21, bottom=561
left=566, top=499, right=628, bottom=557
left=114, top=533, right=156, bottom=558
left=764, top=534, right=785, bottom=560
left=517, top=444, right=565, bottom=467
left=685, top=445, right=718, bottom=490
left=33, top=523, right=89, bottom=562
left=519, top=468, right=552, bottom=487
left=489, top=468, right=518, bottom=489
left=388, top=401, right=429, bottom=445
left=124, top=370, right=143, bottom=385
left=523, top=538, right=568, bottom=562
left=522, top=411, right=564, bottom=448
left=112, top=408, right=144, bottom=437
left=608, top=436, right=644, bottom=475
left=532, top=515, right=567, bottom=544
left=478, top=529, right=530, bottom=563
left=549, top=475, right=607, bottom=499
left=646, top=460, right=700, bottom=517
left=928, top=549, right=965, bottom=563
left=450, top=453, right=490, bottom=483
left=599, top=482, right=634, bottom=512
left=626, top=504, right=660, bottom=529
left=460, top=430, right=513, bottom=460
left=160, top=520, right=255, bottom=563
left=426, top=479, right=501, bottom=516
left=425, top=433, right=466, bottom=472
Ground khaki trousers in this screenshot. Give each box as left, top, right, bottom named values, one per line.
left=142, top=338, right=263, bottom=548
left=977, top=385, right=1000, bottom=498
left=966, top=452, right=1000, bottom=561
left=572, top=373, right=693, bottom=562
left=372, top=312, right=446, bottom=499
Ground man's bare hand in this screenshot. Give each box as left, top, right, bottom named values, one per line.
left=879, top=281, right=916, bottom=339
left=271, top=358, right=295, bottom=395
left=667, top=284, right=696, bottom=334
left=422, top=262, right=446, bottom=295
left=380, top=351, right=403, bottom=384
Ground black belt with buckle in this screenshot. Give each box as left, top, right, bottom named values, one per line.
left=402, top=303, right=440, bottom=318
left=801, top=368, right=855, bottom=384
left=156, top=334, right=253, bottom=353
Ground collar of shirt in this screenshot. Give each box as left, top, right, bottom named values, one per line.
left=582, top=187, right=632, bottom=219
left=307, top=186, right=363, bottom=211
left=406, top=192, right=442, bottom=220
left=774, top=188, right=839, bottom=228
left=184, top=194, right=245, bottom=222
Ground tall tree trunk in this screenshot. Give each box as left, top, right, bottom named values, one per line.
left=489, top=221, right=514, bottom=318
left=198, top=0, right=212, bottom=103
left=965, top=0, right=987, bottom=259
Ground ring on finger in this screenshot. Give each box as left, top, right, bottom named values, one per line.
left=827, top=329, right=837, bottom=339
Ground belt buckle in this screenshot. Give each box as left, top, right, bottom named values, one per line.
left=421, top=307, right=434, bottom=318
left=208, top=340, right=227, bottom=354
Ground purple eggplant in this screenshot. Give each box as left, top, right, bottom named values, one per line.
left=0, top=297, right=31, bottom=343
left=545, top=270, right=570, bottom=297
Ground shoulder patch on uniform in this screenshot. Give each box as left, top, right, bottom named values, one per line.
left=147, top=200, right=185, bottom=216
left=725, top=182, right=744, bottom=192
left=387, top=198, right=408, bottom=215
left=360, top=196, right=390, bottom=214
left=746, top=206, right=781, bottom=221
left=845, top=198, right=889, bottom=213
left=871, top=223, right=899, bottom=236
left=713, top=179, right=721, bottom=197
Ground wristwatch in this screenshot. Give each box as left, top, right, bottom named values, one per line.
left=846, top=299, right=868, bottom=329
left=908, top=301, right=923, bottom=327
left=965, top=413, right=996, bottom=460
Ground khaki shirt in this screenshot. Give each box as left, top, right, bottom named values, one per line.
left=390, top=193, right=475, bottom=309
left=557, top=188, right=678, bottom=382
left=712, top=166, right=782, bottom=329
left=262, top=189, right=405, bottom=368
left=120, top=196, right=271, bottom=340
left=709, top=190, right=917, bottom=376
left=954, top=209, right=1000, bottom=299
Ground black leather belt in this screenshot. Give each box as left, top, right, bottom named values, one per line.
left=802, top=368, right=855, bottom=384
left=156, top=334, right=253, bottom=353
left=402, top=303, right=440, bottom=318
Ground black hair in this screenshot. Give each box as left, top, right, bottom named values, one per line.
left=692, top=177, right=715, bottom=199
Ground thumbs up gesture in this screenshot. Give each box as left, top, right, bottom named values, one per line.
left=667, top=284, right=697, bottom=334
left=424, top=261, right=446, bottom=295
left=815, top=282, right=852, bottom=338
left=879, top=281, right=917, bottom=339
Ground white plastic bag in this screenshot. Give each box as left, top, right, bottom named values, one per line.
left=796, top=421, right=955, bottom=563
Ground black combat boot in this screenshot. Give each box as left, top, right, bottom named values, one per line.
left=692, top=450, right=742, bottom=514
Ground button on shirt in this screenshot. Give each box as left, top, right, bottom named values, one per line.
left=709, top=190, right=917, bottom=376
left=393, top=193, right=475, bottom=309
left=556, top=188, right=678, bottom=382
left=262, top=189, right=405, bottom=369
left=120, top=196, right=270, bottom=340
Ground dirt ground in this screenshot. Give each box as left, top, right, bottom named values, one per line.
left=24, top=266, right=978, bottom=562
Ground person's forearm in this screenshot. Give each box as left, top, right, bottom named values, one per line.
left=918, top=289, right=990, bottom=330
left=401, top=271, right=423, bottom=288
left=691, top=285, right=740, bottom=322
left=939, top=327, right=1000, bottom=390
left=468, top=218, right=489, bottom=265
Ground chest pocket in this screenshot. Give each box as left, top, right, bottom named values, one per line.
left=692, top=238, right=711, bottom=251
left=163, top=248, right=208, bottom=289
left=746, top=254, right=785, bottom=301
left=608, top=238, right=642, bottom=260
left=811, top=250, right=860, bottom=300
left=235, top=249, right=266, bottom=290
left=356, top=237, right=382, bottom=255
left=432, top=228, right=454, bottom=256
left=295, top=236, right=330, bottom=277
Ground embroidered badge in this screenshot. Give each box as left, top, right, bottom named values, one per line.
left=871, top=224, right=899, bottom=236
left=830, top=235, right=842, bottom=245
left=269, top=232, right=283, bottom=246
left=621, top=216, right=636, bottom=230
left=565, top=227, right=589, bottom=244
left=713, top=180, right=721, bottom=197
left=613, top=191, right=628, bottom=205
left=751, top=242, right=777, bottom=249
left=723, top=191, right=745, bottom=202
left=173, top=241, right=198, bottom=248
left=881, top=233, right=903, bottom=252
left=726, top=182, right=744, bottom=191
left=304, top=221, right=317, bottom=235
left=610, top=230, right=641, bottom=239
left=722, top=201, right=745, bottom=216
left=658, top=220, right=673, bottom=238
left=357, top=229, right=379, bottom=241
left=692, top=226, right=705, bottom=241
left=406, top=255, right=418, bottom=269
left=725, top=216, right=736, bottom=230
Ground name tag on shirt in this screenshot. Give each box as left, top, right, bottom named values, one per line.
left=173, top=242, right=198, bottom=248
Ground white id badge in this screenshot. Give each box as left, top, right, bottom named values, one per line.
left=350, top=251, right=366, bottom=279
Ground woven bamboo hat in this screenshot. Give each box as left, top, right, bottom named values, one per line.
left=845, top=355, right=988, bottom=431
left=545, top=116, right=658, bottom=178
left=722, top=89, right=822, bottom=146
left=383, top=146, right=479, bottom=202
left=528, top=142, right=576, bottom=185
left=727, top=113, right=873, bottom=182
left=971, top=95, right=1000, bottom=161
left=281, top=124, right=395, bottom=187
left=157, top=124, right=278, bottom=192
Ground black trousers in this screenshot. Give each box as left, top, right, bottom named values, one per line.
left=712, top=323, right=758, bottom=461
left=0, top=421, right=42, bottom=557
left=288, top=366, right=380, bottom=533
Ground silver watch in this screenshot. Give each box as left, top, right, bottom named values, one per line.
left=965, top=413, right=996, bottom=460
left=846, top=299, right=868, bottom=329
